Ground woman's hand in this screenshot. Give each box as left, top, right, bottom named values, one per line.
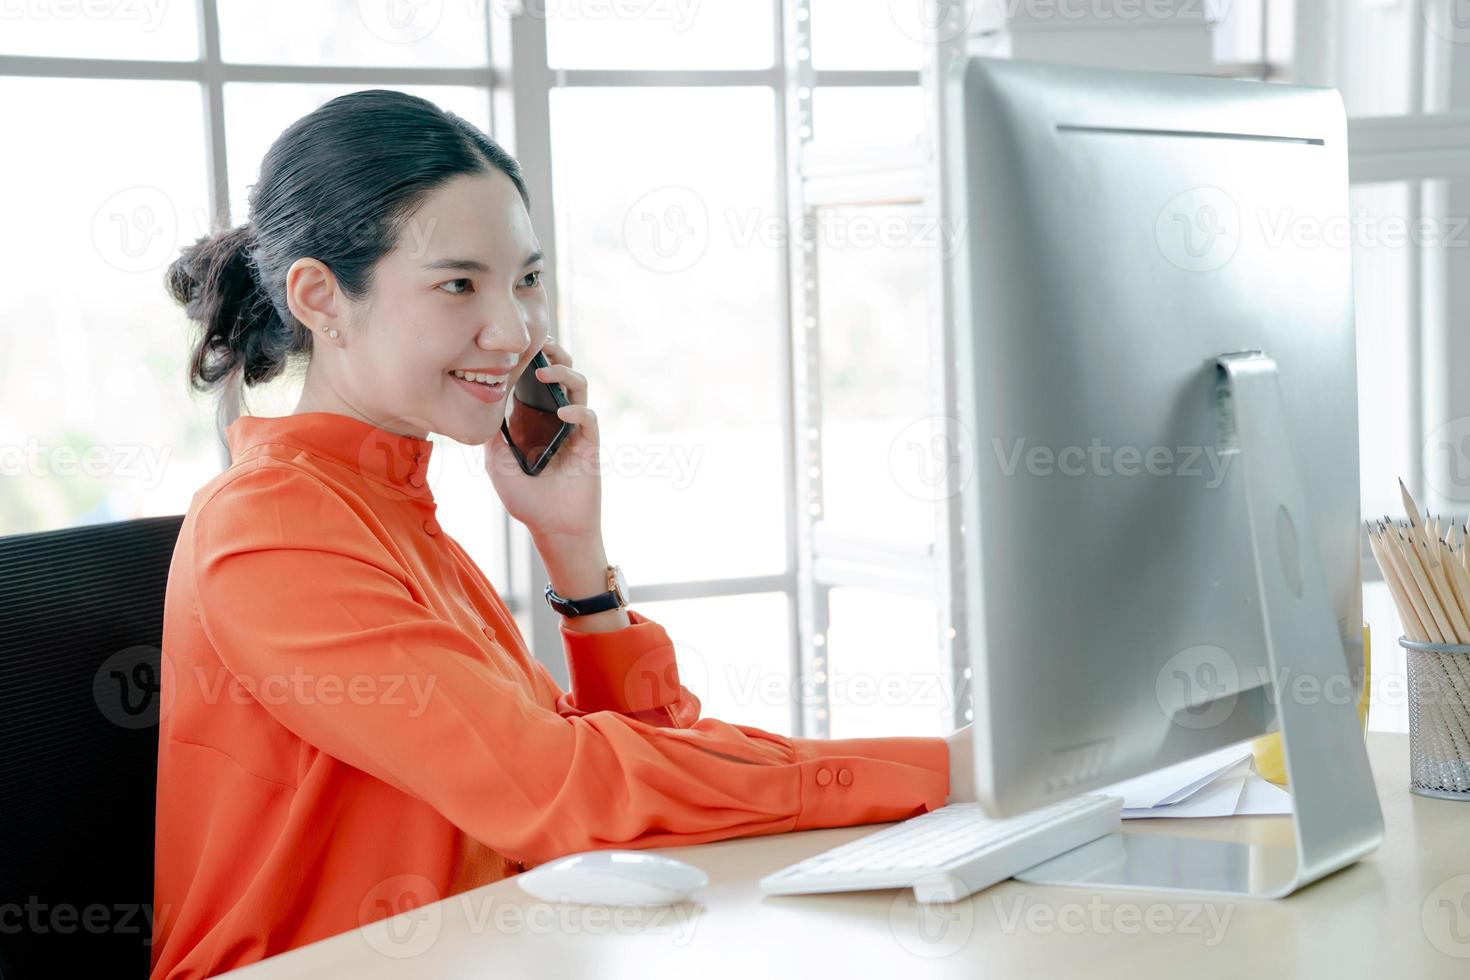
left=944, top=723, right=977, bottom=805
left=484, top=337, right=602, bottom=543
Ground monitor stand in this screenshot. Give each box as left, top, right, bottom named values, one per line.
left=1014, top=350, right=1384, bottom=899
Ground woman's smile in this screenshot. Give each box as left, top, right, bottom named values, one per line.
left=449, top=369, right=509, bottom=403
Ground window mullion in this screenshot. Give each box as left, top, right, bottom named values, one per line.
left=780, top=0, right=826, bottom=739
left=197, top=0, right=238, bottom=468
left=490, top=2, right=572, bottom=686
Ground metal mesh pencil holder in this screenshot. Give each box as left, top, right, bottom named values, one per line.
left=1401, top=637, right=1470, bottom=800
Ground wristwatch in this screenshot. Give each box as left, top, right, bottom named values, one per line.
left=544, top=564, right=629, bottom=617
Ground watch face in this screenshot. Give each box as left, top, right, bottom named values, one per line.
left=611, top=565, right=627, bottom=602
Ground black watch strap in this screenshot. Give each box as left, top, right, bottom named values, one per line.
left=544, top=566, right=627, bottom=617
left=543, top=583, right=623, bottom=617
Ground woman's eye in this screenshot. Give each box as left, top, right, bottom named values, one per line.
left=439, top=279, right=472, bottom=295
left=520, top=270, right=542, bottom=288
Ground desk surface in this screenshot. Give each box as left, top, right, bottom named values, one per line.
left=229, top=733, right=1470, bottom=978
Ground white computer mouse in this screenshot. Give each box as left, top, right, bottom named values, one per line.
left=515, top=850, right=709, bottom=906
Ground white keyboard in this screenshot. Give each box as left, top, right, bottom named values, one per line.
left=760, top=794, right=1123, bottom=903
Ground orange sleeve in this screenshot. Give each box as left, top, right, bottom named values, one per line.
left=550, top=611, right=703, bottom=728
left=192, top=463, right=950, bottom=867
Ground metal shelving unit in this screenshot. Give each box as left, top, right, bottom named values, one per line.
left=779, top=0, right=1242, bottom=738
left=781, top=0, right=981, bottom=738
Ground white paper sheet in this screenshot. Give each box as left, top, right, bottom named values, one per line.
left=1123, top=771, right=1247, bottom=818
left=1096, top=741, right=1256, bottom=809
left=1234, top=773, right=1294, bottom=815
left=1119, top=762, right=1294, bottom=819
left=1096, top=741, right=1296, bottom=819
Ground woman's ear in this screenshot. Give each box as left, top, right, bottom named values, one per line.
left=285, top=256, right=349, bottom=338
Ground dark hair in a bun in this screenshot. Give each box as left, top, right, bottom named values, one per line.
left=165, top=88, right=529, bottom=425
left=166, top=222, right=282, bottom=394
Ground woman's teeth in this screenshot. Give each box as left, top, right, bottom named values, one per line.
left=451, top=369, right=507, bottom=387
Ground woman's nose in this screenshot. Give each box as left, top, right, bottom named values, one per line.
left=477, top=312, right=530, bottom=351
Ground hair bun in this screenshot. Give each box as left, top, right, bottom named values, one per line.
left=168, top=223, right=285, bottom=393
left=166, top=225, right=256, bottom=308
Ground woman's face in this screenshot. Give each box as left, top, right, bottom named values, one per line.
left=288, top=168, right=549, bottom=444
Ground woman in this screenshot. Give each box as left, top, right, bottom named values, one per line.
left=151, top=89, right=975, bottom=979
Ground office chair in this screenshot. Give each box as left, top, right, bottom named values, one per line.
left=0, top=515, right=183, bottom=978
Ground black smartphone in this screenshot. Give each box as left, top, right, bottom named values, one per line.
left=500, top=349, right=575, bottom=476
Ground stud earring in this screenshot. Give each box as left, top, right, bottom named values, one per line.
left=327, top=328, right=339, bottom=338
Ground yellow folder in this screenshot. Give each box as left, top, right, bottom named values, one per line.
left=1250, top=622, right=1372, bottom=786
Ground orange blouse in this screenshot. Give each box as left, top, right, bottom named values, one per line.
left=150, top=411, right=950, bottom=979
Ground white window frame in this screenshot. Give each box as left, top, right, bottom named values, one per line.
left=3, top=0, right=926, bottom=737
left=497, top=2, right=920, bottom=728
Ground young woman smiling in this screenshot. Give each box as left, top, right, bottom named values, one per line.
left=151, top=89, right=973, bottom=979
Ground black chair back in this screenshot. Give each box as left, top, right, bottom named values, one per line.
left=0, top=515, right=183, bottom=978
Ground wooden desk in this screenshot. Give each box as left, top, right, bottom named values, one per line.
left=228, top=733, right=1470, bottom=978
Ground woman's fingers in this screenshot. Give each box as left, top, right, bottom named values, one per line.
left=557, top=404, right=596, bottom=426
left=535, top=339, right=584, bottom=405
left=541, top=337, right=572, bottom=369
left=536, top=362, right=587, bottom=406
left=557, top=404, right=598, bottom=444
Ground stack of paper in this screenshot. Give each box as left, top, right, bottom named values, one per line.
left=1095, top=741, right=1294, bottom=819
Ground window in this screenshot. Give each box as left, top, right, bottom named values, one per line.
left=810, top=86, right=923, bottom=148
left=0, top=4, right=199, bottom=60
left=1351, top=181, right=1417, bottom=525
left=824, top=587, right=947, bottom=738
left=538, top=12, right=798, bottom=725
left=547, top=87, right=787, bottom=584
left=0, top=78, right=210, bottom=531
left=0, top=3, right=510, bottom=597
left=216, top=0, right=489, bottom=67
left=9, top=1, right=1446, bottom=742
left=633, top=592, right=795, bottom=735
left=223, top=84, right=491, bottom=223
left=2, top=1, right=799, bottom=728
left=546, top=0, right=773, bottom=69
left=809, top=0, right=923, bottom=70
left=815, top=200, right=935, bottom=548
left=1332, top=1, right=1470, bottom=732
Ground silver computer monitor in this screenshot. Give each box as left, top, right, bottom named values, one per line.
left=947, top=56, right=1382, bottom=897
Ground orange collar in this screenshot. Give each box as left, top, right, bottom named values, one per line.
left=224, top=412, right=436, bottom=500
